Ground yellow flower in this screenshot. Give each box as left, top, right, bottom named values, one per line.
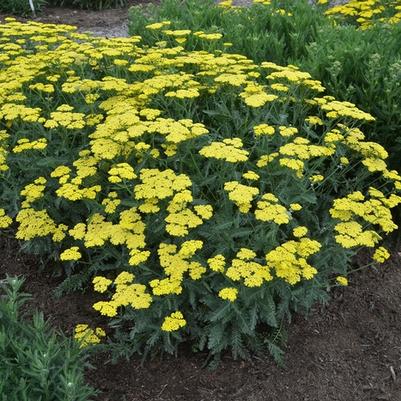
left=0, top=209, right=12, bottom=229
left=293, top=226, right=308, bottom=238
left=161, top=311, right=186, bottom=332
left=93, top=276, right=113, bottom=293
left=290, top=203, right=302, bottom=211
left=253, top=124, right=275, bottom=136
left=336, top=276, right=348, bottom=286
left=207, top=255, right=226, bottom=272
left=242, top=171, right=260, bottom=181
left=372, top=247, right=390, bottom=263
left=199, top=138, right=249, bottom=163
left=255, top=193, right=290, bottom=225
left=224, top=181, right=259, bottom=213
left=218, top=287, right=238, bottom=302
left=310, top=174, right=324, bottom=184
left=74, top=324, right=106, bottom=348
left=60, top=246, right=82, bottom=261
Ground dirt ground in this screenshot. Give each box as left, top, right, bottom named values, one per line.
left=0, top=1, right=154, bottom=37
left=1, top=232, right=401, bottom=401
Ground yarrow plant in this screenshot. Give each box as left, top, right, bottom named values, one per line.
left=318, top=0, right=401, bottom=29
left=0, top=17, right=399, bottom=361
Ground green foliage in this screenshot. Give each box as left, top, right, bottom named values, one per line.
left=0, top=276, right=96, bottom=401
left=129, top=0, right=328, bottom=65
left=128, top=0, right=401, bottom=169
left=302, top=23, right=401, bottom=166
left=48, top=0, right=127, bottom=10
left=0, top=0, right=46, bottom=15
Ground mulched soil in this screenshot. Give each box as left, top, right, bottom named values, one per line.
left=1, top=233, right=401, bottom=401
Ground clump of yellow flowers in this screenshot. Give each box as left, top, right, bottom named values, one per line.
left=0, top=18, right=399, bottom=358
left=74, top=324, right=106, bottom=348
left=319, top=0, right=401, bottom=29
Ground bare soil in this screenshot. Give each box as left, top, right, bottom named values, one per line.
left=1, top=233, right=401, bottom=401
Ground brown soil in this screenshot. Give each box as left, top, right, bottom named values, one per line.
left=0, top=1, right=155, bottom=37
left=1, top=234, right=401, bottom=401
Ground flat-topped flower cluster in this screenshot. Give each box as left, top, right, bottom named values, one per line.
left=318, top=0, right=401, bottom=28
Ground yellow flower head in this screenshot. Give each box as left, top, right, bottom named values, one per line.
left=218, top=287, right=238, bottom=302
left=336, top=276, right=348, bottom=286
left=161, top=311, right=186, bottom=332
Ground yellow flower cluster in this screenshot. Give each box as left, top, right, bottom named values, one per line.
left=93, top=271, right=152, bottom=317
left=336, top=276, right=348, bottom=286
left=74, top=324, right=106, bottom=348
left=161, top=311, right=186, bottom=332
left=0, top=130, right=8, bottom=171
left=218, top=287, right=238, bottom=302
left=60, top=246, right=82, bottom=261
left=330, top=189, right=401, bottom=248
left=207, top=254, right=226, bottom=272
left=265, top=238, right=321, bottom=285
left=224, top=181, right=259, bottom=212
left=44, top=105, right=86, bottom=130
left=240, top=83, right=278, bottom=107
left=324, top=0, right=401, bottom=29
left=372, top=246, right=390, bottom=263
left=150, top=241, right=205, bottom=295
left=108, top=163, right=137, bottom=183
left=226, top=248, right=273, bottom=287
left=194, top=31, right=223, bottom=41
left=255, top=193, right=290, bottom=225
left=15, top=208, right=65, bottom=242
left=253, top=124, right=275, bottom=136
left=93, top=276, right=113, bottom=293
left=263, top=63, right=325, bottom=93
left=199, top=138, right=249, bottom=163
left=12, top=138, right=47, bottom=153
left=20, top=177, right=46, bottom=208
left=313, top=97, right=375, bottom=122
left=242, top=170, right=259, bottom=181
left=0, top=208, right=12, bottom=229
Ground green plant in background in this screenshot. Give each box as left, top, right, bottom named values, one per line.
left=47, top=0, right=128, bottom=10
left=0, top=276, right=96, bottom=401
left=128, top=0, right=329, bottom=66
left=128, top=0, right=401, bottom=171
left=0, top=0, right=47, bottom=15
left=302, top=22, right=401, bottom=166
left=320, top=0, right=401, bottom=29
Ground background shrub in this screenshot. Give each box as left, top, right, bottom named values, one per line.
left=128, top=0, right=401, bottom=169
left=302, top=22, right=401, bottom=166
left=0, top=0, right=47, bottom=15
left=0, top=276, right=95, bottom=401
left=128, top=0, right=328, bottom=65
left=47, top=0, right=128, bottom=10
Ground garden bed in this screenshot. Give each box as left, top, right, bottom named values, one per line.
left=1, top=1, right=401, bottom=400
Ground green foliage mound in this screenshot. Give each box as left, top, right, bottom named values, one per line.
left=0, top=277, right=95, bottom=401
left=0, top=19, right=399, bottom=363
